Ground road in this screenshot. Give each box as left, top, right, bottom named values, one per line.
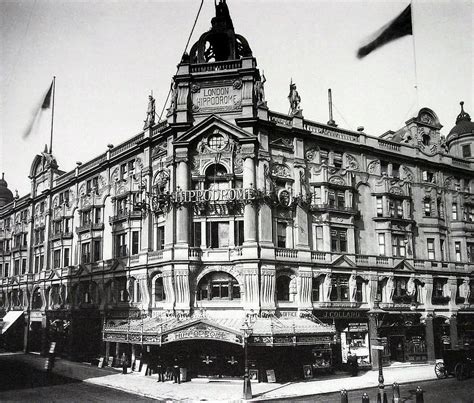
left=262, top=377, right=474, bottom=403
left=0, top=355, right=156, bottom=402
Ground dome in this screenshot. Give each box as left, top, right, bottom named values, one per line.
left=188, top=0, right=252, bottom=64
left=446, top=101, right=474, bottom=143
left=0, top=173, right=14, bottom=207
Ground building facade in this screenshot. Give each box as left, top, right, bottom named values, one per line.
left=1, top=1, right=473, bottom=381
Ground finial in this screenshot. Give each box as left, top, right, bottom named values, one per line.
left=456, top=100, right=471, bottom=124
left=107, top=144, right=114, bottom=149
left=327, top=89, right=337, bottom=127
left=1, top=173, right=4, bottom=180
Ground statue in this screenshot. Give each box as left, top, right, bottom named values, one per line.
left=143, top=94, right=156, bottom=129
left=439, top=135, right=448, bottom=152
left=288, top=80, right=301, bottom=115
left=385, top=276, right=395, bottom=303
left=254, top=72, right=266, bottom=106
left=459, top=279, right=470, bottom=301
left=323, top=273, right=332, bottom=302
left=349, top=274, right=357, bottom=302
left=169, top=81, right=178, bottom=114
left=406, top=276, right=416, bottom=297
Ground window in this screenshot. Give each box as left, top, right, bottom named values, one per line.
left=39, top=202, right=45, bottom=213
left=64, top=248, right=70, bottom=267
left=131, top=231, right=139, bottom=255
left=381, top=161, right=389, bottom=176
left=116, top=198, right=128, bottom=215
left=392, top=235, right=406, bottom=257
left=154, top=277, right=165, bottom=302
left=21, top=259, right=27, bottom=274
left=422, top=170, right=434, bottom=183
left=192, top=222, right=201, bottom=247
left=53, top=250, right=61, bottom=268
left=81, top=210, right=91, bottom=226
left=59, top=190, right=70, bottom=205
left=433, top=279, right=445, bottom=298
left=53, top=220, right=62, bottom=235
left=330, top=275, right=349, bottom=301
left=312, top=277, right=320, bottom=302
left=330, top=228, right=347, bottom=252
left=378, top=233, right=385, bottom=256
left=93, top=240, right=101, bottom=262
left=157, top=226, right=165, bottom=250
left=208, top=134, right=225, bottom=151
left=115, top=234, right=127, bottom=257
left=440, top=239, right=445, bottom=261
left=14, top=259, right=20, bottom=275
left=81, top=243, right=91, bottom=263
left=197, top=272, right=240, bottom=301
left=39, top=255, right=44, bottom=271
left=208, top=221, right=229, bottom=248
left=4, top=263, right=9, bottom=277
left=389, top=199, right=403, bottom=218
left=235, top=221, right=244, bottom=246
left=22, top=233, right=28, bottom=247
left=427, top=238, right=435, bottom=260
left=64, top=218, right=71, bottom=233
left=464, top=205, right=474, bottom=222
left=467, top=243, right=474, bottom=263
left=0, top=264, right=2, bottom=278
left=424, top=199, right=431, bottom=217
left=333, top=152, right=343, bottom=169
left=94, top=207, right=102, bottom=224
left=376, top=197, right=383, bottom=217
left=392, top=164, right=400, bottom=178
left=315, top=226, right=324, bottom=251
left=455, top=242, right=462, bottom=262
left=452, top=203, right=458, bottom=220
left=276, top=275, right=291, bottom=301
left=276, top=222, right=287, bottom=248
left=462, top=144, right=471, bottom=158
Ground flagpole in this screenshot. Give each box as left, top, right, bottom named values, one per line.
left=410, top=2, right=419, bottom=110
left=49, top=76, right=56, bottom=153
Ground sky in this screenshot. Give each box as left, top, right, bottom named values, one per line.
left=1, top=0, right=472, bottom=196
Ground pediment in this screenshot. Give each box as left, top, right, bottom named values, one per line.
left=331, top=254, right=356, bottom=268
left=393, top=259, right=416, bottom=272
left=174, top=115, right=255, bottom=145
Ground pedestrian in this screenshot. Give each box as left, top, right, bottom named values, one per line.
left=156, top=356, right=164, bottom=382
left=122, top=353, right=128, bottom=375
left=173, top=357, right=180, bottom=384
left=348, top=351, right=359, bottom=377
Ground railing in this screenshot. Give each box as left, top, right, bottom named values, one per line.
left=268, top=111, right=293, bottom=126
left=311, top=251, right=327, bottom=261
left=376, top=256, right=389, bottom=265
left=303, top=120, right=360, bottom=142
left=152, top=120, right=168, bottom=136
left=378, top=139, right=401, bottom=152
left=275, top=248, right=298, bottom=258
left=110, top=133, right=144, bottom=157
left=310, top=204, right=357, bottom=214
left=188, top=247, right=202, bottom=258
left=356, top=255, right=369, bottom=265
left=190, top=60, right=242, bottom=73
left=78, top=153, right=107, bottom=174
left=109, top=210, right=142, bottom=223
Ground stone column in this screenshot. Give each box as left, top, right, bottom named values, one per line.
left=105, top=341, right=111, bottom=362
left=425, top=312, right=436, bottom=363
left=449, top=314, right=459, bottom=349
left=241, top=144, right=258, bottom=259
left=260, top=265, right=276, bottom=311
left=175, top=147, right=189, bottom=259
left=174, top=265, right=190, bottom=312
left=368, top=312, right=379, bottom=369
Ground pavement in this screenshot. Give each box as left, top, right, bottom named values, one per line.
left=1, top=353, right=438, bottom=402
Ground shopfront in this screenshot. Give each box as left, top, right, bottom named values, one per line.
left=458, top=313, right=474, bottom=348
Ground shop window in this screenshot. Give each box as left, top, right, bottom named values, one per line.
left=197, top=272, right=240, bottom=301
left=208, top=221, right=229, bottom=248
left=376, top=197, right=383, bottom=217
left=53, top=250, right=61, bottom=268
left=64, top=248, right=70, bottom=267
left=93, top=239, right=102, bottom=262
left=157, top=226, right=165, bottom=250
left=276, top=275, right=291, bottom=301
left=427, top=239, right=435, bottom=260
left=276, top=222, right=287, bottom=248
left=235, top=221, right=244, bottom=246
left=312, top=277, right=320, bottom=302
left=315, top=226, right=324, bottom=251
left=330, top=274, right=349, bottom=301
left=455, top=242, right=462, bottom=262
left=452, top=203, right=458, bottom=220
left=81, top=242, right=91, bottom=263
left=462, top=144, right=471, bottom=158
left=423, top=199, right=431, bottom=217
left=115, top=233, right=127, bottom=257
left=378, top=233, right=385, bottom=256
left=131, top=231, right=139, bottom=255
left=330, top=228, right=347, bottom=253
left=192, top=222, right=201, bottom=247
left=392, top=235, right=406, bottom=257
left=154, top=277, right=165, bottom=302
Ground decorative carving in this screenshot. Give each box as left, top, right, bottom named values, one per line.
left=305, top=147, right=318, bottom=162
left=152, top=141, right=167, bottom=159
left=191, top=84, right=201, bottom=93
left=328, top=175, right=345, bottom=186
left=234, top=145, right=243, bottom=174
left=232, top=79, right=242, bottom=90
left=367, top=160, right=380, bottom=175
left=143, top=94, right=155, bottom=129
left=344, top=154, right=359, bottom=171
left=389, top=186, right=404, bottom=196
left=254, top=72, right=266, bottom=106
left=270, top=163, right=290, bottom=178
left=401, top=166, right=414, bottom=183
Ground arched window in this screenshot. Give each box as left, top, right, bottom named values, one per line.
left=276, top=275, right=291, bottom=301
left=32, top=288, right=43, bottom=309
left=154, top=277, right=165, bottom=302
left=197, top=271, right=240, bottom=301
left=205, top=164, right=228, bottom=191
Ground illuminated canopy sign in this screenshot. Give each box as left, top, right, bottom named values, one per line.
left=173, top=188, right=256, bottom=203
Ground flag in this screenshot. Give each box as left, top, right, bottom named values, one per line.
left=22, top=80, right=54, bottom=139
left=357, top=4, right=412, bottom=59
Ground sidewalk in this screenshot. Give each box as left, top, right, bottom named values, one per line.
left=3, top=353, right=437, bottom=402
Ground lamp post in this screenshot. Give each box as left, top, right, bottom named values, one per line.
left=372, top=298, right=387, bottom=403
left=241, top=318, right=252, bottom=400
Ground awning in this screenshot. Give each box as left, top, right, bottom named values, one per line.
left=103, top=314, right=336, bottom=347
left=1, top=311, right=24, bottom=335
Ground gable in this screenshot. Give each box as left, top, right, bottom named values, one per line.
left=331, top=254, right=356, bottom=268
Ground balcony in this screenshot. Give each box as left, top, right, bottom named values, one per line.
left=275, top=247, right=298, bottom=259
left=50, top=232, right=73, bottom=241
left=309, top=203, right=357, bottom=215
left=76, top=223, right=104, bottom=234
left=109, top=210, right=142, bottom=224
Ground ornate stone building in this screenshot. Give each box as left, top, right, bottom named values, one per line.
left=1, top=1, right=473, bottom=380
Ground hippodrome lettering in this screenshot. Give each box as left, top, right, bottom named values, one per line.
left=195, top=86, right=239, bottom=108
left=173, top=188, right=256, bottom=203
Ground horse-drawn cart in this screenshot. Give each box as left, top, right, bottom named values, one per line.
left=434, top=348, right=474, bottom=381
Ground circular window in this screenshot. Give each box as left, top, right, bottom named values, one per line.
left=208, top=134, right=226, bottom=151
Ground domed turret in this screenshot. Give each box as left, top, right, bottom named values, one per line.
left=446, top=101, right=474, bottom=160
left=189, top=0, right=252, bottom=63
left=0, top=173, right=14, bottom=207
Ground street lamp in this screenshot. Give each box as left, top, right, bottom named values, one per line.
left=241, top=318, right=252, bottom=400
left=371, top=298, right=387, bottom=403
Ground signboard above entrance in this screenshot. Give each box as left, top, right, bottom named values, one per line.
left=192, top=84, right=242, bottom=113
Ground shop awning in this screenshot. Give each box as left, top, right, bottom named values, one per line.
left=1, top=310, right=23, bottom=335
left=103, top=314, right=336, bottom=347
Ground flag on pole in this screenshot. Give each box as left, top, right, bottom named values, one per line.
left=357, top=4, right=412, bottom=59
left=22, top=80, right=54, bottom=139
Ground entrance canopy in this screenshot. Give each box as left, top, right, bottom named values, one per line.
left=103, top=314, right=336, bottom=347
left=1, top=310, right=23, bottom=335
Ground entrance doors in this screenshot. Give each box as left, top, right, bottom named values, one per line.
left=388, top=335, right=405, bottom=362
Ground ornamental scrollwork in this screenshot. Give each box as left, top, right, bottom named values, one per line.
left=270, top=163, right=290, bottom=178
left=328, top=175, right=345, bottom=186
left=367, top=160, right=380, bottom=175
left=344, top=154, right=359, bottom=171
